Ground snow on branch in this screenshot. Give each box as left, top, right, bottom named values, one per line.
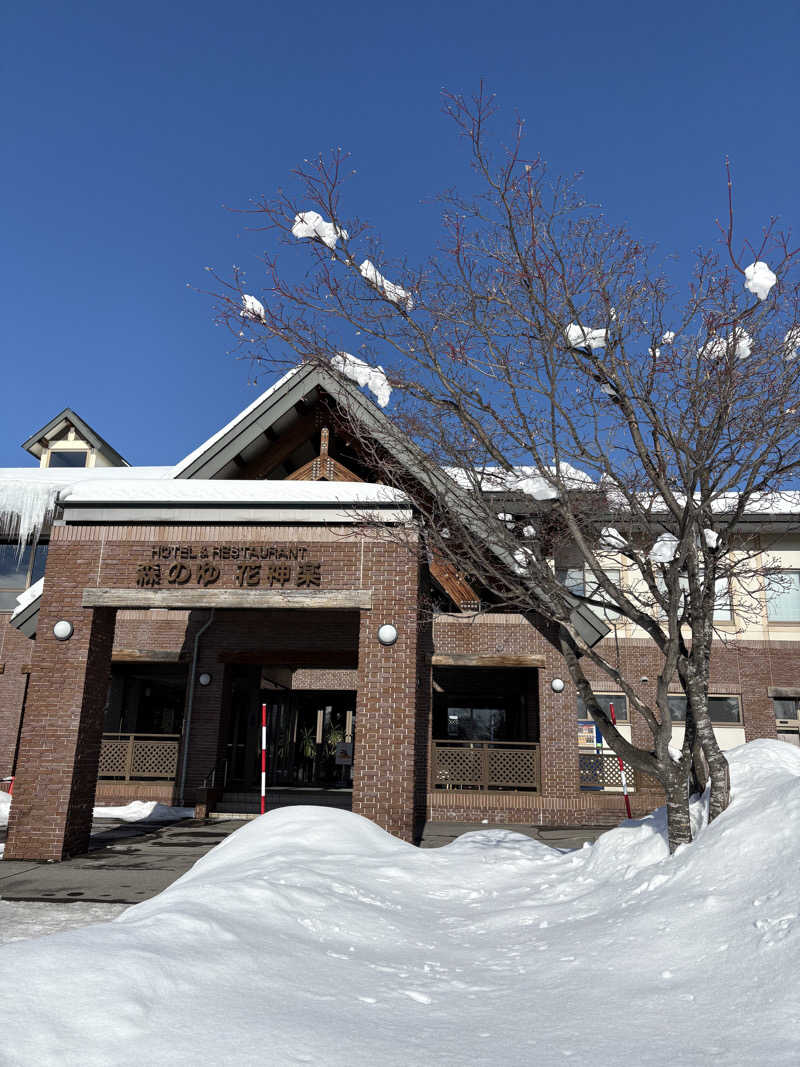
left=700, top=331, right=752, bottom=360
left=291, top=211, right=348, bottom=250
left=649, top=533, right=679, bottom=564
left=330, top=352, right=392, bottom=408
left=240, top=294, right=266, bottom=322
left=564, top=323, right=607, bottom=351
left=744, top=261, right=777, bottom=301
left=599, top=527, right=628, bottom=552
left=359, top=260, right=414, bottom=310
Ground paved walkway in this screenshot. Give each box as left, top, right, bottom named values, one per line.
left=0, top=818, right=609, bottom=906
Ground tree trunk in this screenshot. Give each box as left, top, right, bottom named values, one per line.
left=664, top=774, right=692, bottom=853
left=696, top=718, right=731, bottom=821
left=689, top=739, right=708, bottom=797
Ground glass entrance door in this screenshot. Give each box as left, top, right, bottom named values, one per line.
left=225, top=667, right=356, bottom=790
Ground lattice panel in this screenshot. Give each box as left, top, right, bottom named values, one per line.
left=131, top=741, right=179, bottom=780
left=434, top=747, right=483, bottom=787
left=487, top=747, right=539, bottom=789
left=98, top=741, right=129, bottom=777
left=579, top=753, right=636, bottom=792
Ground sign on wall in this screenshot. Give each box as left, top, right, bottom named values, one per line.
left=135, top=545, right=322, bottom=590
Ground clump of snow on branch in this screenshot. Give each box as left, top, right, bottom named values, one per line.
left=661, top=331, right=676, bottom=345
left=564, top=323, right=607, bottom=351
left=291, top=211, right=348, bottom=250
left=330, top=352, right=392, bottom=408
left=703, top=528, right=720, bottom=550
left=240, top=294, right=266, bottom=322
left=650, top=532, right=679, bottom=564
left=744, top=261, right=777, bottom=301
left=358, top=260, right=414, bottom=310
left=701, top=331, right=752, bottom=360
left=599, top=527, right=627, bottom=552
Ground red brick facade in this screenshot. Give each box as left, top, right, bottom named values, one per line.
left=2, top=520, right=797, bottom=860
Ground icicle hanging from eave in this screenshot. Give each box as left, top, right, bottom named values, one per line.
left=0, top=481, right=64, bottom=556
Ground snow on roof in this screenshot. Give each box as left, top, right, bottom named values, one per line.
left=446, top=464, right=594, bottom=494
left=171, top=368, right=301, bottom=477
left=59, top=478, right=407, bottom=506
left=0, top=466, right=173, bottom=546
left=10, top=577, right=44, bottom=620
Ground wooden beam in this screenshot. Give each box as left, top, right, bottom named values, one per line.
left=83, top=588, right=372, bottom=611
left=112, top=649, right=185, bottom=663
left=431, top=653, right=546, bottom=669
left=241, top=412, right=317, bottom=479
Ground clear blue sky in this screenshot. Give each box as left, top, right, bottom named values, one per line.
left=2, top=1, right=798, bottom=467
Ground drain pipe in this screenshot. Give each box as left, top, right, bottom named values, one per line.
left=178, top=608, right=215, bottom=806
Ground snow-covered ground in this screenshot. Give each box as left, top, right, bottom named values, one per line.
left=0, top=900, right=127, bottom=946
left=0, top=741, right=798, bottom=1066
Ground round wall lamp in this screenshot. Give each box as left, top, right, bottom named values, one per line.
left=53, top=620, right=74, bottom=642
left=198, top=672, right=213, bottom=687
left=377, top=624, right=398, bottom=647
left=550, top=677, right=565, bottom=693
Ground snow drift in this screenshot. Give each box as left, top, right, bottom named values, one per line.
left=0, top=742, right=798, bottom=1066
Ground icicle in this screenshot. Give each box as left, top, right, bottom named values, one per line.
left=0, top=480, right=64, bottom=556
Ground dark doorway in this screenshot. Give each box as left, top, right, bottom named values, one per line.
left=225, top=665, right=356, bottom=791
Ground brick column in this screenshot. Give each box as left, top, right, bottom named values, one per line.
left=352, top=541, right=420, bottom=842
left=5, top=593, right=117, bottom=862
left=534, top=649, right=579, bottom=800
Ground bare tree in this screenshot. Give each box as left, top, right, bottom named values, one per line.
left=208, top=87, right=800, bottom=852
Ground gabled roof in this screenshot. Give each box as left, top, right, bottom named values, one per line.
left=8, top=362, right=609, bottom=649
left=21, top=408, right=129, bottom=467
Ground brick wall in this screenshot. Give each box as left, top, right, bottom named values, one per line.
left=4, top=522, right=424, bottom=856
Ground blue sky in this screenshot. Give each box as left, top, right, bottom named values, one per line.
left=2, top=1, right=798, bottom=467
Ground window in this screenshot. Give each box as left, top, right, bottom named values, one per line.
left=773, top=698, right=800, bottom=721
left=0, top=542, right=48, bottom=612
left=766, top=571, right=800, bottom=622
left=576, top=693, right=628, bottom=721
left=556, top=567, right=585, bottom=597
left=47, top=450, right=88, bottom=468
left=585, top=567, right=622, bottom=620
left=667, top=695, right=742, bottom=724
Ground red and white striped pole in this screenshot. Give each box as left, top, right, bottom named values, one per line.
left=260, top=703, right=267, bottom=816
left=609, top=702, right=633, bottom=819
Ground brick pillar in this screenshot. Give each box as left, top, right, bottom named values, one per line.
left=5, top=604, right=117, bottom=862
left=352, top=542, right=420, bottom=842
left=538, top=654, right=580, bottom=800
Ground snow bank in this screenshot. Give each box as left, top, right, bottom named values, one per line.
left=92, top=801, right=193, bottom=823
left=331, top=352, right=392, bottom=407
left=359, top=260, right=414, bottom=310
left=292, top=210, right=348, bottom=250
left=1, top=742, right=798, bottom=1066
left=744, top=261, right=777, bottom=301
